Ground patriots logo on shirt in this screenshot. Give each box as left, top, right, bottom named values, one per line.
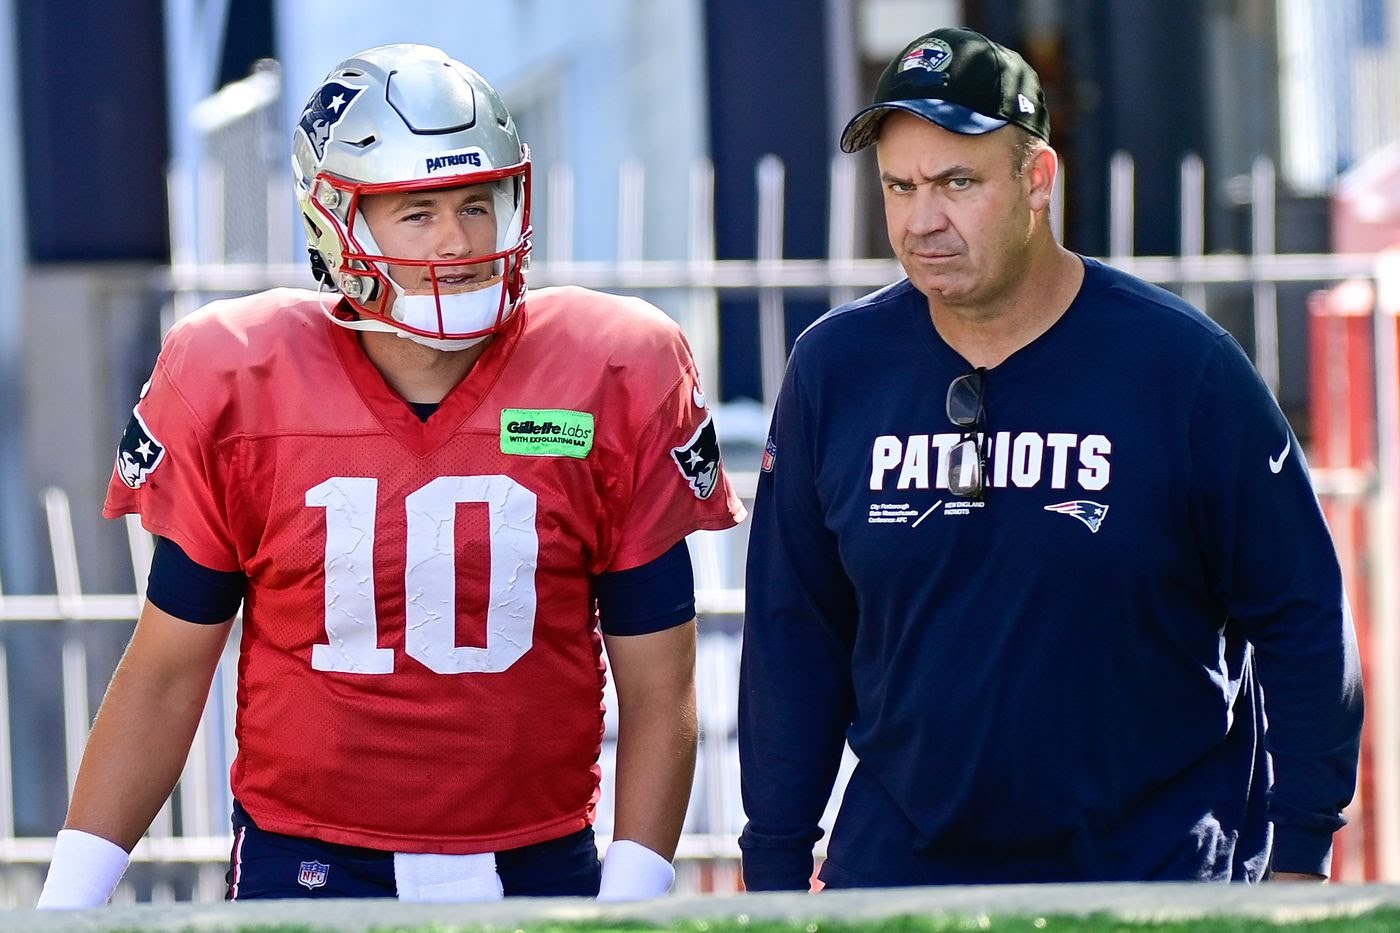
left=297, top=859, right=329, bottom=891
left=116, top=408, right=166, bottom=489
left=1044, top=500, right=1109, bottom=533
left=297, top=80, right=364, bottom=161
left=671, top=414, right=721, bottom=500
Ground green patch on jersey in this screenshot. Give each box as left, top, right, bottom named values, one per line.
left=500, top=409, right=595, bottom=458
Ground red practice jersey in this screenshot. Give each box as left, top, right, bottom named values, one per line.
left=105, top=285, right=746, bottom=854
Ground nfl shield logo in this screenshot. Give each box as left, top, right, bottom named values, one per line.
left=761, top=437, right=777, bottom=473
left=297, top=859, right=330, bottom=891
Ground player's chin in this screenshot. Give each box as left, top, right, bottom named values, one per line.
left=906, top=270, right=967, bottom=301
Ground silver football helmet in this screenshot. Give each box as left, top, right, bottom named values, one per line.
left=292, top=44, right=531, bottom=349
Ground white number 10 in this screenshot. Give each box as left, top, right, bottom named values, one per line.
left=305, top=475, right=539, bottom=675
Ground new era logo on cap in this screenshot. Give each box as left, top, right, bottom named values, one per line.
left=840, top=26, right=1049, bottom=152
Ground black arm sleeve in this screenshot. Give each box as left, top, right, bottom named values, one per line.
left=146, top=536, right=247, bottom=624
left=596, top=539, right=696, bottom=636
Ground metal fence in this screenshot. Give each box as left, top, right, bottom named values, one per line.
left=1, top=147, right=1396, bottom=904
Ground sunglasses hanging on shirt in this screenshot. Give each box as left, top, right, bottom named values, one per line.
left=945, top=367, right=989, bottom=500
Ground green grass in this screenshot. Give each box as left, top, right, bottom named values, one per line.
left=103, top=909, right=1400, bottom=933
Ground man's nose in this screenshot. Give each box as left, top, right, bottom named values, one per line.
left=906, top=190, right=949, bottom=236
left=436, top=219, right=476, bottom=257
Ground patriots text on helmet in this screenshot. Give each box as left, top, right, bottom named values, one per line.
left=425, top=151, right=483, bottom=174
left=869, top=431, right=1112, bottom=491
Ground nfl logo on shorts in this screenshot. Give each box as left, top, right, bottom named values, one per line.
left=297, top=859, right=330, bottom=891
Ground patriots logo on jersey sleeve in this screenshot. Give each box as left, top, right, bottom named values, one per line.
left=116, top=409, right=166, bottom=489
left=1044, top=500, right=1109, bottom=533
left=671, top=414, right=721, bottom=500
left=298, top=80, right=364, bottom=160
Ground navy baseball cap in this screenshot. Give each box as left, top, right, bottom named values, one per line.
left=840, top=26, right=1049, bottom=153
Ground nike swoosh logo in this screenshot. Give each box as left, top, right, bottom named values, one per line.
left=1269, top=436, right=1291, bottom=474
left=692, top=385, right=707, bottom=409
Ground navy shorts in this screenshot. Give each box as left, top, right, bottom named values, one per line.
left=226, top=801, right=602, bottom=899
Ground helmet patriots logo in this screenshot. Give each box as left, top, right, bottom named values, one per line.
left=116, top=409, right=166, bottom=489
left=671, top=414, right=721, bottom=500
left=297, top=80, right=364, bottom=161
left=1044, top=500, right=1109, bottom=533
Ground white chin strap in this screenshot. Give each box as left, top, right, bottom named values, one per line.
left=315, top=284, right=506, bottom=351
left=390, top=283, right=506, bottom=350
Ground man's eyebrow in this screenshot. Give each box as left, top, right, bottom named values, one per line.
left=389, top=195, right=437, bottom=210
left=879, top=165, right=978, bottom=185
left=388, top=189, right=493, bottom=210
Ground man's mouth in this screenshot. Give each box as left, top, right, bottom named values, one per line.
left=429, top=269, right=489, bottom=290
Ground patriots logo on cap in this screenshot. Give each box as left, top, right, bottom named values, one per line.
left=1044, top=500, right=1109, bottom=533
left=899, top=38, right=954, bottom=76
left=297, top=80, right=364, bottom=161
left=116, top=408, right=165, bottom=489
left=671, top=414, right=722, bottom=500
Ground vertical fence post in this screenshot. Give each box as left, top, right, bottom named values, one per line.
left=687, top=158, right=721, bottom=401
left=1251, top=156, right=1281, bottom=395
left=545, top=162, right=576, bottom=265
left=165, top=166, right=203, bottom=326
left=1051, top=152, right=1066, bottom=245
left=756, top=155, right=787, bottom=407
left=1180, top=154, right=1207, bottom=313
left=827, top=154, right=859, bottom=311
left=125, top=514, right=155, bottom=605
left=1108, top=151, right=1135, bottom=262
left=617, top=159, right=645, bottom=266
left=45, top=489, right=91, bottom=801
left=0, top=645, right=12, bottom=840
left=266, top=176, right=292, bottom=266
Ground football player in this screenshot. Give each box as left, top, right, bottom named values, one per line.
left=38, top=43, right=744, bottom=906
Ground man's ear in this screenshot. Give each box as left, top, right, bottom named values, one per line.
left=1025, top=145, right=1059, bottom=212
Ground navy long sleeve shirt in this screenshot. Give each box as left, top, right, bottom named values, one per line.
left=738, top=257, right=1363, bottom=889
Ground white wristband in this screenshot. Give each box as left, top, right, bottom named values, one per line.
left=597, top=839, right=675, bottom=901
left=37, top=829, right=131, bottom=909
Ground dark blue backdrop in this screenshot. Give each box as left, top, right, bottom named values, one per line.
left=17, top=0, right=273, bottom=263
left=703, top=0, right=832, bottom=402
